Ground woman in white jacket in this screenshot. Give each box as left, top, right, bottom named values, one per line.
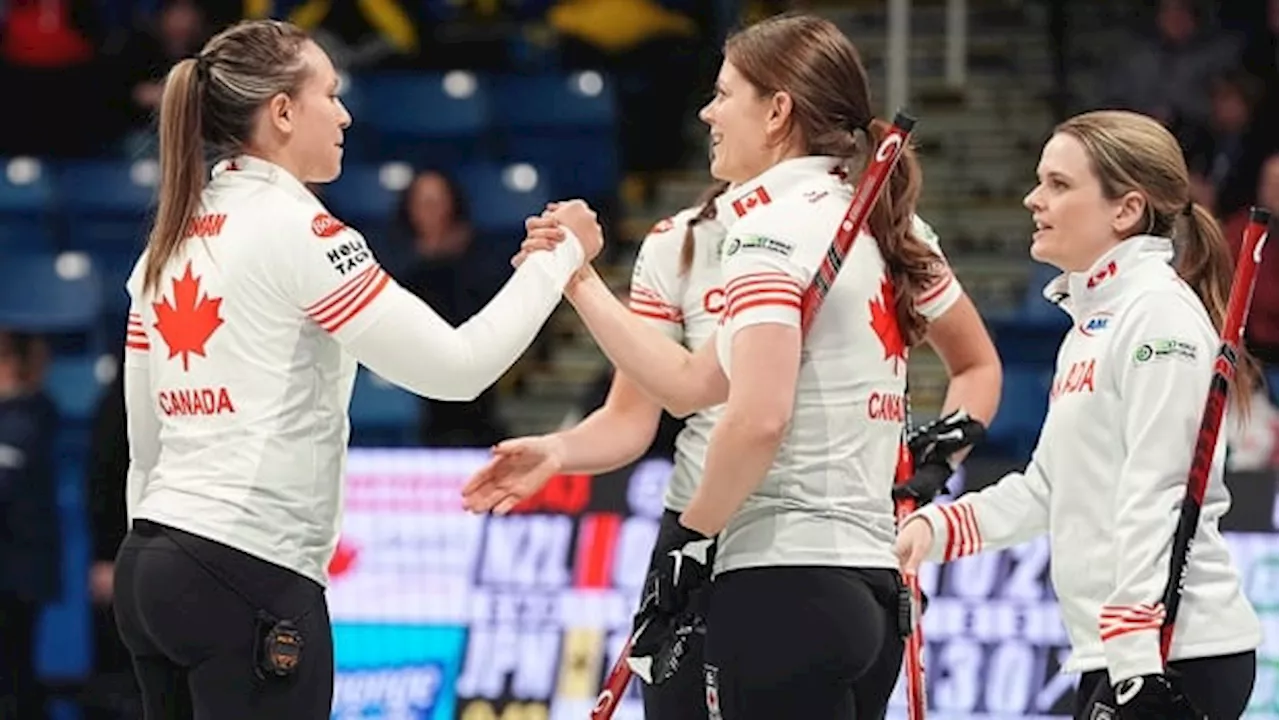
left=896, top=110, right=1262, bottom=720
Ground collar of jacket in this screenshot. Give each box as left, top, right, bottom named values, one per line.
left=211, top=154, right=317, bottom=205
left=712, top=156, right=846, bottom=233
left=1041, top=235, right=1176, bottom=320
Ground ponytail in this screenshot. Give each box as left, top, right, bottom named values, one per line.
left=143, top=58, right=207, bottom=296
left=679, top=181, right=731, bottom=275
left=860, top=118, right=940, bottom=346
left=1176, top=202, right=1259, bottom=410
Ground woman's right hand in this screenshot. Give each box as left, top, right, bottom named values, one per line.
left=547, top=199, right=604, bottom=263
left=895, top=516, right=935, bottom=575
left=460, top=435, right=567, bottom=515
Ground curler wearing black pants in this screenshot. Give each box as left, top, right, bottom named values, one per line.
left=112, top=520, right=334, bottom=720
left=701, top=565, right=906, bottom=720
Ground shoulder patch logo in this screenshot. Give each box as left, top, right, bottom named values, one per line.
left=311, top=213, right=346, bottom=238
left=1132, top=338, right=1198, bottom=365
left=724, top=234, right=794, bottom=259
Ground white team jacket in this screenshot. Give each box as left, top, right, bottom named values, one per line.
left=911, top=236, right=1262, bottom=682
left=629, top=204, right=963, bottom=515
left=124, top=156, right=583, bottom=585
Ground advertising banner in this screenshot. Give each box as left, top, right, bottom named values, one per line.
left=326, top=449, right=1278, bottom=720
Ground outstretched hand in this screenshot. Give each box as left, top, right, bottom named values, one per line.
left=460, top=435, right=566, bottom=514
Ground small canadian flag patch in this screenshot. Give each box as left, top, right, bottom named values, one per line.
left=731, top=186, right=772, bottom=217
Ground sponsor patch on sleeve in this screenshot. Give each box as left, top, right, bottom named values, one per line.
left=723, top=234, right=795, bottom=259
left=1131, top=338, right=1198, bottom=365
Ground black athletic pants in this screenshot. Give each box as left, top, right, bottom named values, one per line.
left=642, top=510, right=906, bottom=720
left=0, top=594, right=44, bottom=720
left=1075, top=650, right=1256, bottom=720
left=112, top=520, right=334, bottom=720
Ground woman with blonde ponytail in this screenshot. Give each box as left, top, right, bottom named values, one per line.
left=113, top=19, right=602, bottom=719
left=897, top=110, right=1261, bottom=720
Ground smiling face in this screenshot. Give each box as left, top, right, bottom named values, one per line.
left=698, top=59, right=781, bottom=185
left=1024, top=132, right=1143, bottom=273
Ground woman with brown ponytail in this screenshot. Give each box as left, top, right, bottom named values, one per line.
left=897, top=110, right=1262, bottom=720
left=464, top=12, right=1002, bottom=719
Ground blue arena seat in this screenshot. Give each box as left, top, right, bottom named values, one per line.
left=0, top=252, right=102, bottom=333
left=44, top=354, right=109, bottom=424
left=491, top=72, right=619, bottom=201
left=982, top=367, right=1053, bottom=461
left=323, top=162, right=410, bottom=230
left=348, top=368, right=419, bottom=446
left=490, top=72, right=617, bottom=131
left=91, top=250, right=140, bottom=319
left=455, top=161, right=552, bottom=236
left=344, top=72, right=491, bottom=168
left=1021, top=260, right=1064, bottom=320
left=0, top=157, right=57, bottom=253
left=56, top=159, right=157, bottom=253
left=986, top=313, right=1071, bottom=369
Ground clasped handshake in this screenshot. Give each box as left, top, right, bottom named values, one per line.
left=513, top=198, right=607, bottom=272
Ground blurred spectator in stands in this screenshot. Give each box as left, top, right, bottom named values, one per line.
left=0, top=0, right=117, bottom=156
left=414, top=0, right=534, bottom=71
left=547, top=0, right=711, bottom=177
left=1180, top=69, right=1265, bottom=216
left=386, top=169, right=512, bottom=447
left=1239, top=0, right=1278, bottom=101
left=0, top=330, right=58, bottom=720
left=82, top=361, right=140, bottom=719
left=1103, top=0, right=1238, bottom=129
left=113, top=0, right=210, bottom=134
left=1223, top=154, right=1278, bottom=368
left=247, top=0, right=419, bottom=70
left=1225, top=380, right=1279, bottom=472
left=1223, top=155, right=1279, bottom=470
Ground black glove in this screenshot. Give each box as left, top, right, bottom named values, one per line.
left=1112, top=673, right=1202, bottom=720
left=891, top=459, right=953, bottom=504
left=625, top=605, right=706, bottom=686
left=626, top=523, right=716, bottom=685
left=893, top=409, right=986, bottom=505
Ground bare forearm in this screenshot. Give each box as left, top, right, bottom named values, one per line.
left=679, top=414, right=784, bottom=536
left=553, top=406, right=658, bottom=474
left=941, top=363, right=1001, bottom=424
left=567, top=270, right=707, bottom=414
left=939, top=362, right=1001, bottom=463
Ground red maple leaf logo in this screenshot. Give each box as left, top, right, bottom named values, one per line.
left=869, top=275, right=907, bottom=375
left=152, top=262, right=224, bottom=371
